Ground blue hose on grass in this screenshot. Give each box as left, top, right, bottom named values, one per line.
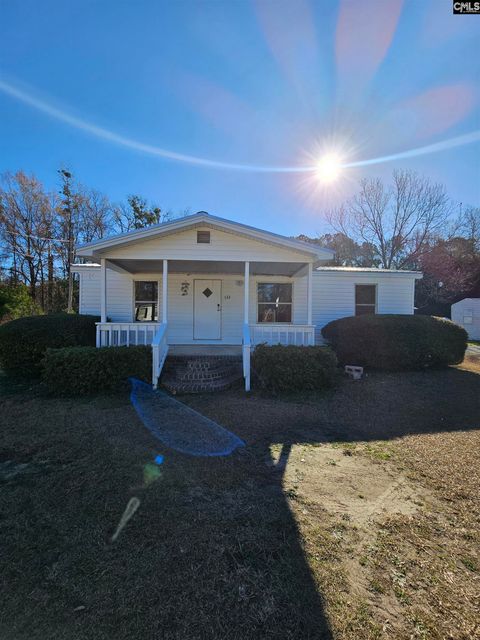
left=129, top=378, right=245, bottom=457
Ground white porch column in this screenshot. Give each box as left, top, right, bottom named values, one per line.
left=244, top=261, right=250, bottom=324
left=307, top=262, right=313, bottom=326
left=162, top=259, right=168, bottom=323
left=100, top=258, right=107, bottom=323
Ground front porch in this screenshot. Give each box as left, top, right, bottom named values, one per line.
left=94, top=257, right=315, bottom=391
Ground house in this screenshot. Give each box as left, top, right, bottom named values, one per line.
left=451, top=298, right=480, bottom=340
left=72, top=212, right=422, bottom=391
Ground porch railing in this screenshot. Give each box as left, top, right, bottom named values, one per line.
left=242, top=323, right=251, bottom=392
left=249, top=324, right=315, bottom=347
left=152, top=323, right=169, bottom=389
left=95, top=322, right=159, bottom=348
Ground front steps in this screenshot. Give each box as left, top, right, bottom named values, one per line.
left=161, top=355, right=243, bottom=394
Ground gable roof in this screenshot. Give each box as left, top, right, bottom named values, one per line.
left=75, top=212, right=334, bottom=261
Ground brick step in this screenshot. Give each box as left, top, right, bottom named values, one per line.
left=164, top=356, right=241, bottom=371
left=168, top=366, right=242, bottom=382
left=162, top=371, right=243, bottom=395
left=161, top=355, right=243, bottom=394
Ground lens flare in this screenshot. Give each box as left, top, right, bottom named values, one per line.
left=1, top=77, right=479, bottom=174
left=316, top=153, right=343, bottom=183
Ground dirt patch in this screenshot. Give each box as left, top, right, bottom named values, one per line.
left=279, top=443, right=422, bottom=527
left=276, top=442, right=435, bottom=635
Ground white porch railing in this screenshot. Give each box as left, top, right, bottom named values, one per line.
left=95, top=322, right=169, bottom=389
left=152, top=323, right=169, bottom=389
left=250, top=324, right=315, bottom=347
left=96, top=322, right=159, bottom=348
left=242, top=323, right=251, bottom=392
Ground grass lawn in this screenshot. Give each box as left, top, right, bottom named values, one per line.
left=1, top=358, right=479, bottom=640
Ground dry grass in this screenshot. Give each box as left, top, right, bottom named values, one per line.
left=1, top=359, right=479, bottom=639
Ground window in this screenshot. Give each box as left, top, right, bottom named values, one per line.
left=197, top=230, right=210, bottom=243
left=257, top=283, right=292, bottom=323
left=355, top=284, right=376, bottom=316
left=135, top=281, right=158, bottom=322
left=463, top=310, right=473, bottom=325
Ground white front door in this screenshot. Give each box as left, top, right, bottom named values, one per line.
left=194, top=279, right=222, bottom=339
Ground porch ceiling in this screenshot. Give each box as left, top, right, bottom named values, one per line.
left=109, top=259, right=307, bottom=277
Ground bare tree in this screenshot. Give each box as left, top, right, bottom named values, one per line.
left=458, top=206, right=480, bottom=255
left=76, top=187, right=114, bottom=243
left=327, top=170, right=451, bottom=269
left=0, top=171, right=53, bottom=300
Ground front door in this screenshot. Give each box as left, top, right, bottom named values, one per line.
left=194, top=279, right=222, bottom=339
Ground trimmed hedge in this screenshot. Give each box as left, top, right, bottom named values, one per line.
left=42, top=345, right=151, bottom=395
left=0, top=314, right=99, bottom=377
left=252, top=344, right=338, bottom=394
left=321, top=314, right=468, bottom=371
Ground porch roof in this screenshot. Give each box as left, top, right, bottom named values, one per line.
left=72, top=259, right=310, bottom=277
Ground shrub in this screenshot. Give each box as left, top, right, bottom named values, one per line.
left=42, top=345, right=151, bottom=395
left=252, top=344, right=338, bottom=394
left=0, top=313, right=99, bottom=377
left=0, top=284, right=43, bottom=323
left=321, top=314, right=468, bottom=370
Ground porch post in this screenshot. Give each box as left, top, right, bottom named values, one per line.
left=100, top=258, right=107, bottom=323
left=307, top=262, right=313, bottom=345
left=307, top=262, right=313, bottom=326
left=162, top=259, right=168, bottom=323
left=244, top=261, right=250, bottom=324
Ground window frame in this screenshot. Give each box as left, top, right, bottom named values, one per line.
left=354, top=283, right=377, bottom=316
left=463, top=309, right=474, bottom=325
left=133, top=279, right=160, bottom=322
left=256, top=281, right=294, bottom=324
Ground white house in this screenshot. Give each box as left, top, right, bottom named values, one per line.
left=73, top=212, right=422, bottom=391
left=451, top=298, right=480, bottom=340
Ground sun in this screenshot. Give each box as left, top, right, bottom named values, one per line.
left=316, top=153, right=343, bottom=183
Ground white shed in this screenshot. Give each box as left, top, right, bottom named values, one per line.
left=451, top=298, right=480, bottom=340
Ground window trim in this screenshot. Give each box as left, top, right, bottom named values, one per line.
left=256, top=281, right=294, bottom=324
left=133, top=279, right=160, bottom=322
left=354, top=283, right=377, bottom=316
left=463, top=310, right=474, bottom=325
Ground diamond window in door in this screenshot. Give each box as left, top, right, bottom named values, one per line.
left=202, top=287, right=213, bottom=298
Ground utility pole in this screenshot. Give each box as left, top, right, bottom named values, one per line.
left=59, top=168, right=75, bottom=313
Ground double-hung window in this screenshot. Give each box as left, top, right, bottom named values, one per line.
left=355, top=284, right=376, bottom=316
left=135, top=281, right=158, bottom=322
left=257, top=283, right=292, bottom=323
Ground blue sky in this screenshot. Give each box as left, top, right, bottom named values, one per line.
left=0, top=0, right=479, bottom=236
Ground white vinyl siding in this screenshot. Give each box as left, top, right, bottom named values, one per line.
left=312, top=271, right=417, bottom=343
left=76, top=265, right=418, bottom=344
left=100, top=227, right=313, bottom=263
left=78, top=268, right=133, bottom=321
left=78, top=269, right=100, bottom=316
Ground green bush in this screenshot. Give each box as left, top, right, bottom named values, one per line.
left=252, top=344, right=338, bottom=394
left=0, top=313, right=98, bottom=377
left=42, top=345, right=151, bottom=395
left=0, top=284, right=43, bottom=322
left=321, top=314, right=468, bottom=370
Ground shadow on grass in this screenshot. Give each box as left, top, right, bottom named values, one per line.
left=0, top=376, right=334, bottom=639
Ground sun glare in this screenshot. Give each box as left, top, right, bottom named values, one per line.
left=316, top=153, right=343, bottom=183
